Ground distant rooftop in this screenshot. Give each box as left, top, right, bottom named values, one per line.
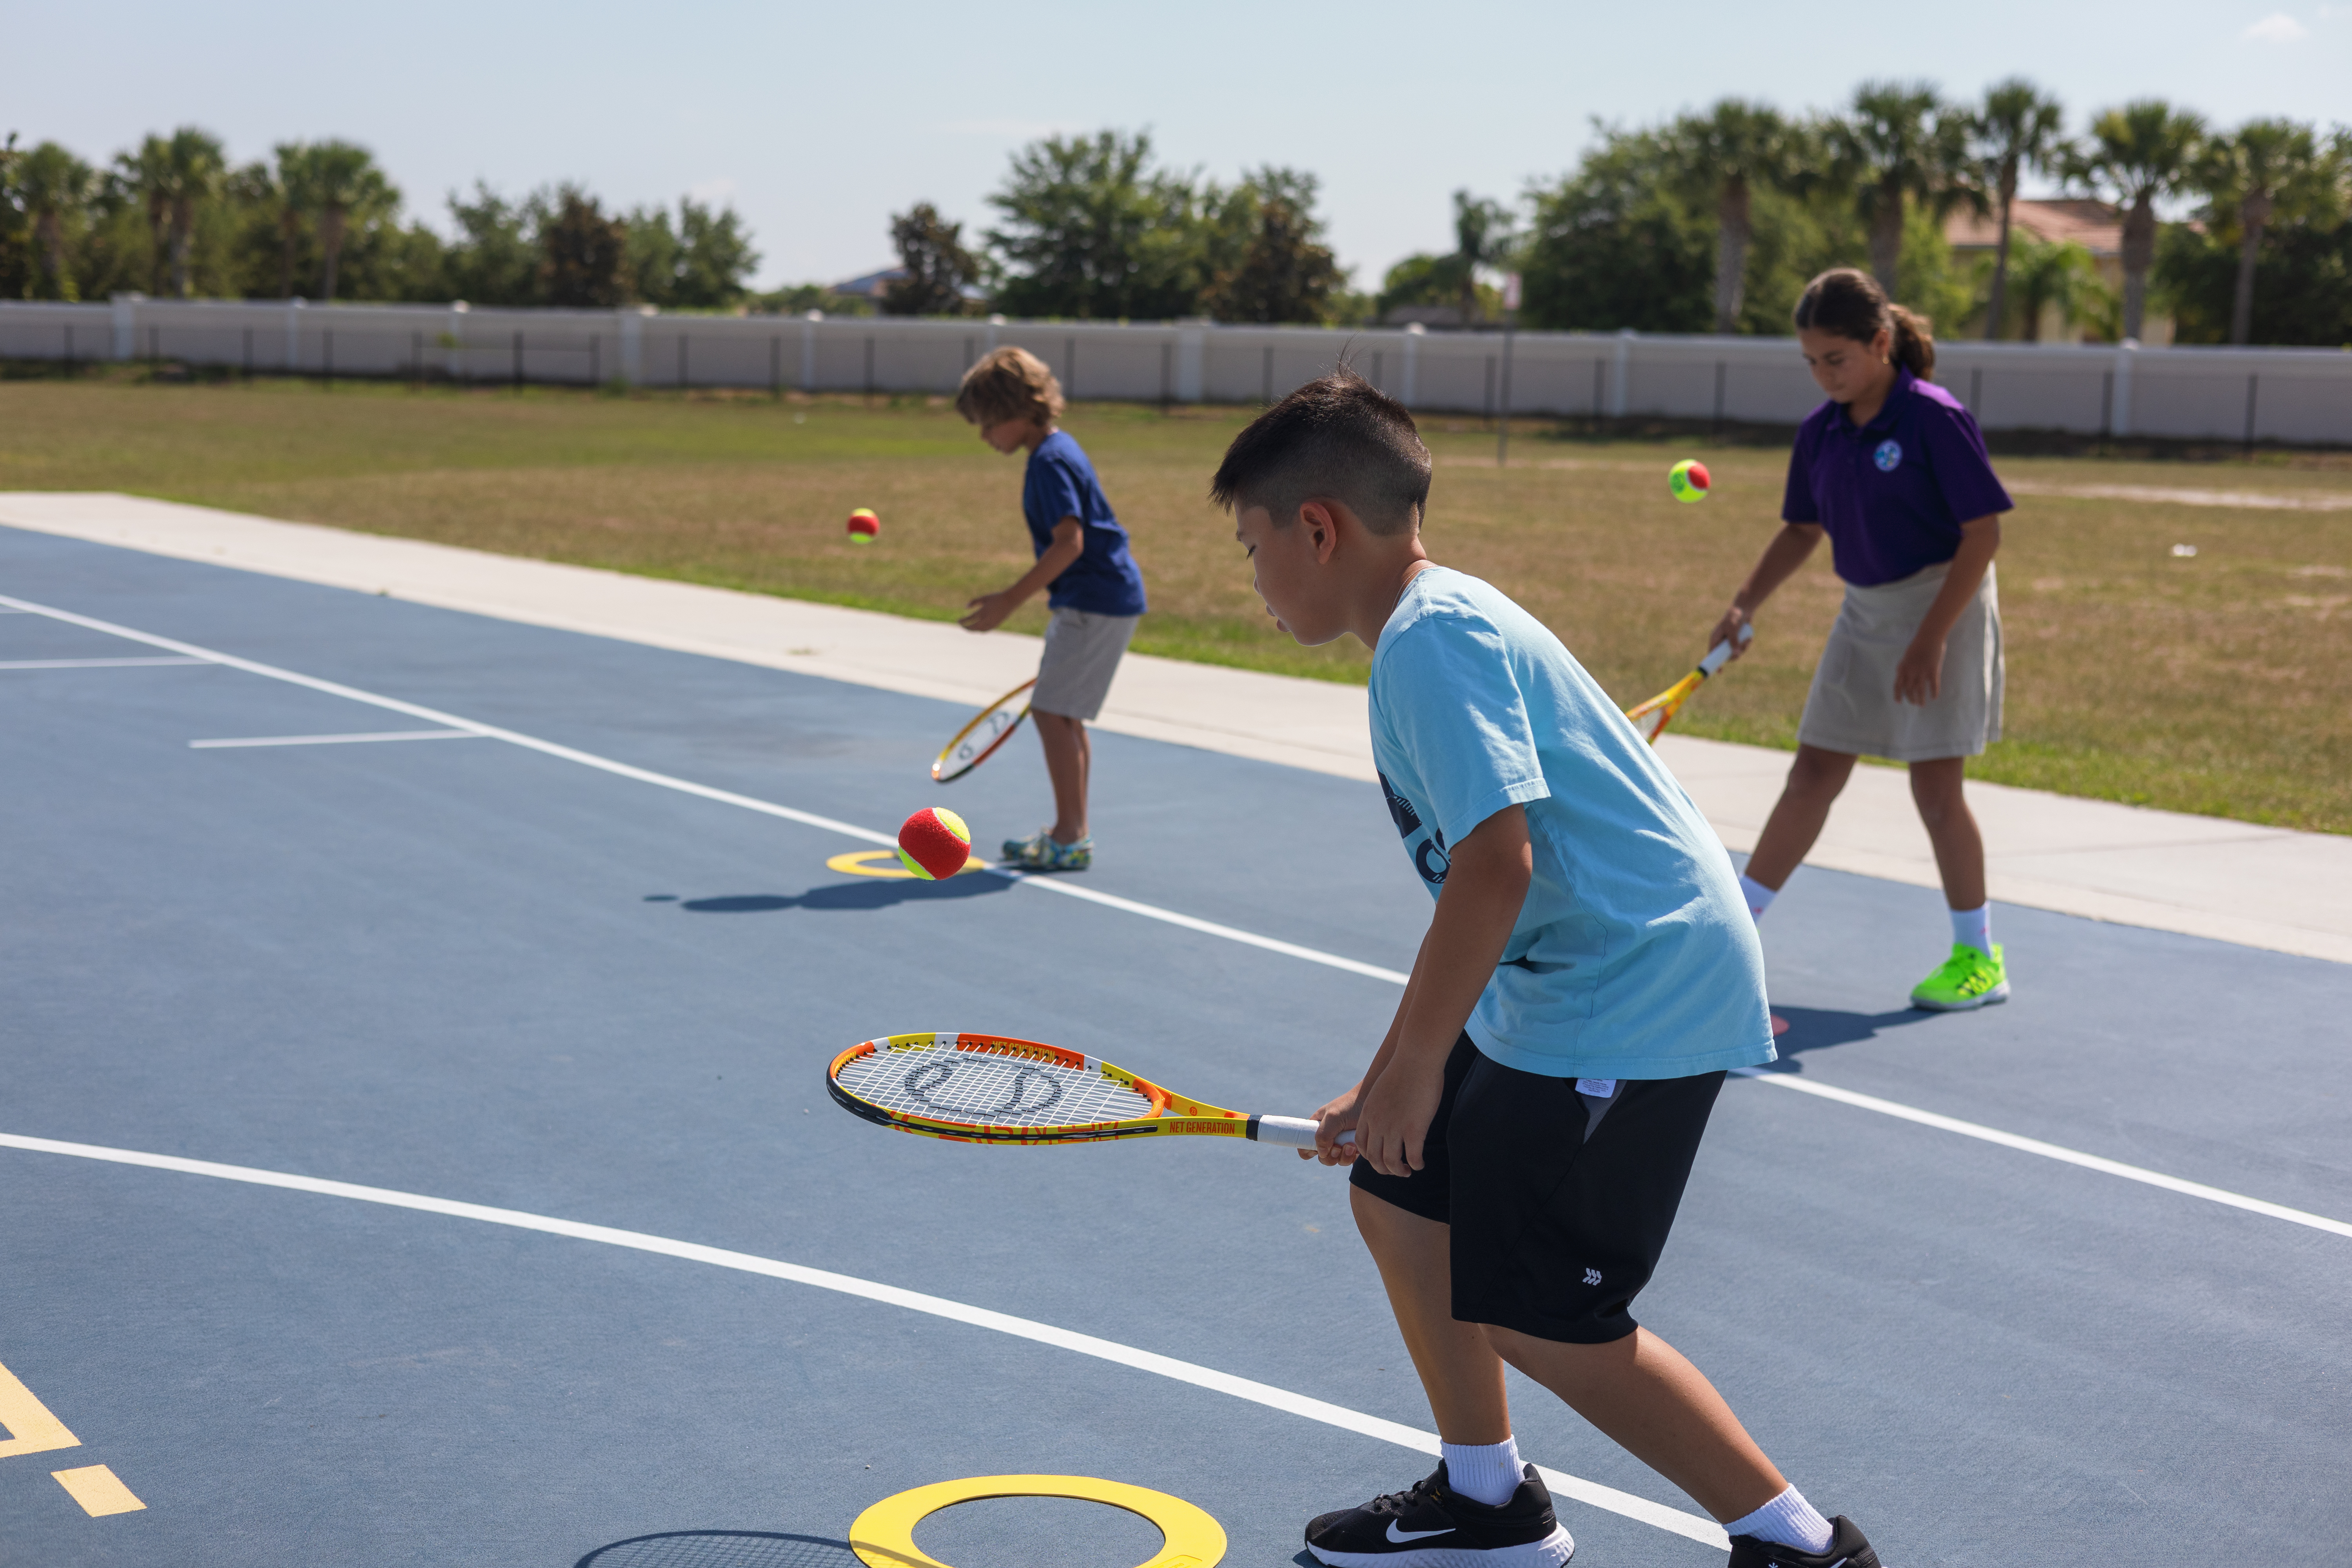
left=1947, top=198, right=2127, bottom=257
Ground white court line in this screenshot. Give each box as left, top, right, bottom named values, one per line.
left=191, top=729, right=483, bottom=750
left=0, top=1129, right=1728, bottom=1549
left=0, top=655, right=212, bottom=669
left=1734, top=1068, right=2352, bottom=1240
left=6, top=592, right=2343, bottom=1243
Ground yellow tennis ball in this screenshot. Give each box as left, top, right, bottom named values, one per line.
left=1668, top=459, right=1711, bottom=503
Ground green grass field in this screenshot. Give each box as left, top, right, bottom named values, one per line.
left=5, top=372, right=2349, bottom=833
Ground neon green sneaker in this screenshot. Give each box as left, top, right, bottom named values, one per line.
left=1910, top=942, right=2009, bottom=1011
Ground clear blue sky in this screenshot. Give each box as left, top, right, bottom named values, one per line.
left=9, top=0, right=2348, bottom=293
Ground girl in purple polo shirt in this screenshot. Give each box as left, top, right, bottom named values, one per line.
left=1710, top=269, right=2014, bottom=1012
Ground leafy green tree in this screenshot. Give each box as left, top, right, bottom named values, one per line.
left=2004, top=232, right=2111, bottom=340
left=624, top=205, right=681, bottom=306
left=1439, top=190, right=1515, bottom=325
left=232, top=149, right=312, bottom=299
left=2070, top=100, right=2207, bottom=341
left=1198, top=167, right=1345, bottom=323
left=0, top=136, right=24, bottom=300
left=288, top=140, right=395, bottom=302
left=985, top=130, right=1201, bottom=319
left=2159, top=128, right=2352, bottom=346
left=1830, top=82, right=1974, bottom=294
left=2197, top=119, right=2338, bottom=343
left=882, top=201, right=980, bottom=316
left=1520, top=126, right=1711, bottom=332
left=538, top=185, right=628, bottom=308
left=1663, top=99, right=1798, bottom=332
left=16, top=141, right=96, bottom=299
left=1969, top=78, right=2068, bottom=339
left=674, top=198, right=759, bottom=309
left=111, top=134, right=178, bottom=293
left=444, top=182, right=545, bottom=305
left=1375, top=253, right=1459, bottom=319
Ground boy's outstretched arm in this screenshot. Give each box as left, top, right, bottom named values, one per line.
left=961, top=517, right=1083, bottom=632
left=1350, top=804, right=1533, bottom=1180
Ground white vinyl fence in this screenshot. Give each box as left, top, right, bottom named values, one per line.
left=5, top=296, right=2349, bottom=445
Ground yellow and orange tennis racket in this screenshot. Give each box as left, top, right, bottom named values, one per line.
left=931, top=679, right=1034, bottom=783
left=1624, top=623, right=1753, bottom=744
left=827, top=1032, right=1342, bottom=1150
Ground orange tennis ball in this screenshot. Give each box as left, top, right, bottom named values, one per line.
left=847, top=508, right=880, bottom=543
left=897, top=806, right=971, bottom=880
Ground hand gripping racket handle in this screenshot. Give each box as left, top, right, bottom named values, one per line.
left=1252, top=1116, right=1357, bottom=1150
left=1696, top=620, right=1756, bottom=679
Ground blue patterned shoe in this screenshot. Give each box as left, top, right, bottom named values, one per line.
left=1000, top=830, right=1093, bottom=871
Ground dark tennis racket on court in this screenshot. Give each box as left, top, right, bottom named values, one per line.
left=1624, top=622, right=1753, bottom=744
left=931, top=679, right=1033, bottom=783
left=828, top=1032, right=1351, bottom=1149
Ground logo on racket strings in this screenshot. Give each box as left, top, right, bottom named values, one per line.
left=904, top=1057, right=1066, bottom=1119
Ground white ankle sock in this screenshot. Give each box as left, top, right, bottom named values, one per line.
left=1738, top=874, right=1778, bottom=920
left=1951, top=903, right=1991, bottom=955
left=1439, top=1436, right=1523, bottom=1508
left=1725, top=1485, right=1834, bottom=1554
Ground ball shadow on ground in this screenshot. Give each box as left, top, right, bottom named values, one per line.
left=573, top=1529, right=857, bottom=1566
left=675, top=874, right=1016, bottom=915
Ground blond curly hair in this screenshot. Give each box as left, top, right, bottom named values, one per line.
left=955, top=345, right=1065, bottom=428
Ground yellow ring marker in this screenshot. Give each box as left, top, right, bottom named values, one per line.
left=849, top=1474, right=1226, bottom=1568
left=826, top=849, right=987, bottom=879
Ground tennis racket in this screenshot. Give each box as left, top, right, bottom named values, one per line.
left=1623, top=622, right=1753, bottom=744
left=931, top=680, right=1034, bottom=783
left=827, top=1032, right=1348, bottom=1150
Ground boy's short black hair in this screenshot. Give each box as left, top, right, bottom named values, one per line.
left=1209, top=367, right=1431, bottom=537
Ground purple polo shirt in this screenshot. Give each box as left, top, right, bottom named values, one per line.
left=1782, top=368, right=2013, bottom=587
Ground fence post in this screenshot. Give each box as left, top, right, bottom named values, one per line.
left=678, top=334, right=689, bottom=388
left=1483, top=356, right=1496, bottom=423
left=1176, top=320, right=1206, bottom=403
left=1066, top=334, right=1078, bottom=399
left=771, top=335, right=782, bottom=399
left=111, top=293, right=140, bottom=360
left=1609, top=329, right=1634, bottom=420
left=322, top=328, right=333, bottom=387
left=1498, top=320, right=1516, bottom=466
left=1710, top=360, right=1726, bottom=436
left=448, top=301, right=469, bottom=382
left=2111, top=340, right=2136, bottom=439
left=410, top=330, right=422, bottom=388
left=64, top=324, right=76, bottom=376
left=2243, top=373, right=2259, bottom=457
left=285, top=297, right=303, bottom=372
left=1968, top=366, right=1982, bottom=413
left=802, top=311, right=820, bottom=392
left=1262, top=344, right=1274, bottom=406
left=513, top=330, right=525, bottom=390
left=863, top=335, right=875, bottom=402
left=590, top=336, right=600, bottom=387
left=1401, top=323, right=1423, bottom=407
left=619, top=306, right=647, bottom=386
left=1160, top=341, right=1172, bottom=411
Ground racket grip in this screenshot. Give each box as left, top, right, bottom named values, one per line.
left=1251, top=1116, right=1357, bottom=1150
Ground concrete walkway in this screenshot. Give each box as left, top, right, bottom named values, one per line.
left=5, top=490, right=2347, bottom=965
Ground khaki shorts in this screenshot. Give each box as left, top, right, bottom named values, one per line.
left=1032, top=606, right=1139, bottom=721
left=1797, top=561, right=2003, bottom=762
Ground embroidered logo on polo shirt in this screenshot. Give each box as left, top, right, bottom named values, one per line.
left=1873, top=439, right=1903, bottom=472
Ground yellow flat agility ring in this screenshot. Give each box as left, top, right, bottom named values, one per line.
left=849, top=1474, right=1226, bottom=1568
left=826, top=849, right=988, bottom=879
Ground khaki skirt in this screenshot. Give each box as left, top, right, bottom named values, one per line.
left=1797, top=561, right=2003, bottom=762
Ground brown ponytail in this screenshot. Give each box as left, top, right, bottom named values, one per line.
left=1794, top=268, right=1936, bottom=381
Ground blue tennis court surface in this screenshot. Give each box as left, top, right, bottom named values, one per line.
left=3, top=527, right=2348, bottom=1568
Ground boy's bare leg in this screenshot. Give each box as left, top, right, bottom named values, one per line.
left=1035, top=711, right=1091, bottom=844
left=1907, top=757, right=1987, bottom=910
left=1742, top=744, right=1857, bottom=891
left=1482, top=1324, right=1787, bottom=1523
left=1350, top=1185, right=1510, bottom=1443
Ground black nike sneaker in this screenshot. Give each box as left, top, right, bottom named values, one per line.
left=1726, top=1515, right=1883, bottom=1568
left=1303, top=1462, right=1574, bottom=1567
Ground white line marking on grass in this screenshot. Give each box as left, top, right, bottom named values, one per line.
left=0, top=593, right=1402, bottom=987
left=8, top=592, right=2341, bottom=1243
left=1733, top=1068, right=2352, bottom=1240
left=0, top=656, right=212, bottom=669
left=0, top=1130, right=1728, bottom=1549
left=190, top=729, right=483, bottom=750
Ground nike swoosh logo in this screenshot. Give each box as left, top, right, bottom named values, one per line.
left=1385, top=1521, right=1455, bottom=1543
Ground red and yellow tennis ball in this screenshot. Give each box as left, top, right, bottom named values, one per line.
left=847, top=508, right=881, bottom=544
left=1668, top=459, right=1710, bottom=503
left=897, top=807, right=971, bottom=880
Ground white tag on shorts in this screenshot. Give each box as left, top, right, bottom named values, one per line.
left=1575, top=1078, right=1617, bottom=1098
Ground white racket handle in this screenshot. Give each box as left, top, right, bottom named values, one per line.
left=1252, top=1116, right=1356, bottom=1150
left=1696, top=620, right=1755, bottom=678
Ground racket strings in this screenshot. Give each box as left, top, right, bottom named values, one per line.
left=837, top=1044, right=1156, bottom=1128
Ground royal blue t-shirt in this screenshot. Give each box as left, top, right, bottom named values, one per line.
left=1023, top=430, right=1148, bottom=616
left=1368, top=566, right=1776, bottom=1082
left=1782, top=368, right=2013, bottom=587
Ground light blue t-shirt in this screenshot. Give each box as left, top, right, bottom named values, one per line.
left=1368, top=566, right=1775, bottom=1081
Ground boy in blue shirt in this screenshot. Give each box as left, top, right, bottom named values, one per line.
left=955, top=346, right=1149, bottom=870
left=1213, top=370, right=1883, bottom=1568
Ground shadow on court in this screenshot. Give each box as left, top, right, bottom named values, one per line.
left=1766, top=1004, right=1940, bottom=1064
left=675, top=875, right=1016, bottom=915
left=575, top=1532, right=857, bottom=1567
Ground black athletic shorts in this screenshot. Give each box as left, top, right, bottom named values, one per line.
left=1349, top=1034, right=1726, bottom=1345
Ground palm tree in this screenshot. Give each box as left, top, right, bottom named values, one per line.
left=250, top=146, right=315, bottom=299
left=2197, top=119, right=2330, bottom=344
left=1444, top=190, right=1514, bottom=325
left=1970, top=79, right=2067, bottom=339
left=159, top=128, right=225, bottom=298
left=17, top=141, right=95, bottom=300
left=113, top=134, right=178, bottom=294
left=1831, top=81, right=1973, bottom=294
left=2070, top=100, right=2207, bottom=342
left=1666, top=99, right=1795, bottom=332
left=298, top=140, right=395, bottom=303
left=2006, top=234, right=2112, bottom=341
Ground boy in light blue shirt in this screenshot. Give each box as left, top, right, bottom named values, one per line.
left=1213, top=370, right=1881, bottom=1568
